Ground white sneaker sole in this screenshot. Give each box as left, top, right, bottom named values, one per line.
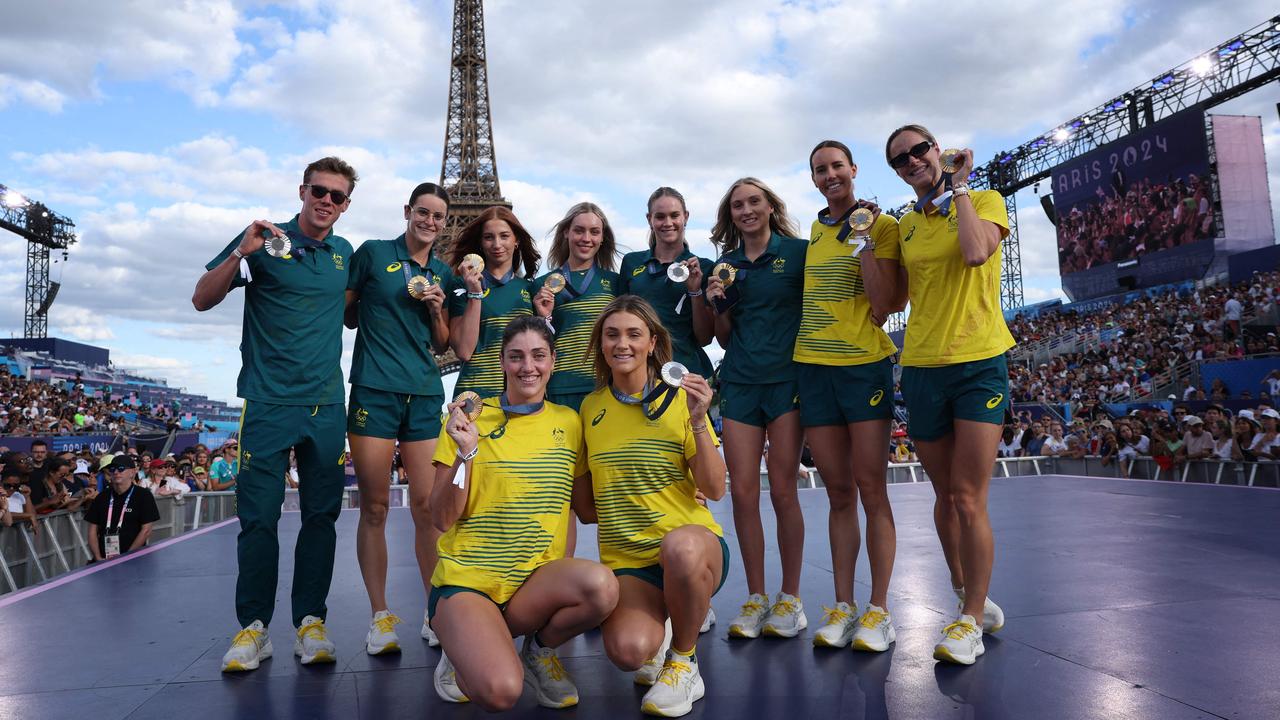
left=523, top=669, right=579, bottom=709
left=728, top=622, right=763, bottom=639
left=812, top=629, right=853, bottom=648
left=761, top=616, right=808, bottom=638
left=933, top=641, right=984, bottom=665
left=366, top=639, right=401, bottom=655
left=221, top=642, right=272, bottom=672
left=295, top=644, right=336, bottom=665
left=851, top=625, right=896, bottom=653
left=641, top=674, right=705, bottom=717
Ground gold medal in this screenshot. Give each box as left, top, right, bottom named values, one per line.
left=849, top=207, right=874, bottom=234
left=264, top=233, right=292, bottom=258
left=712, top=262, right=737, bottom=287
left=544, top=272, right=567, bottom=294
left=407, top=275, right=432, bottom=299
left=455, top=391, right=483, bottom=422
left=940, top=148, right=963, bottom=175
left=461, top=253, right=484, bottom=274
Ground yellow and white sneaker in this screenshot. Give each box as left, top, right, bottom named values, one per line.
left=635, top=618, right=673, bottom=686
left=727, top=593, right=770, bottom=638
left=434, top=651, right=469, bottom=703
left=812, top=602, right=857, bottom=648
left=294, top=615, right=336, bottom=665
left=700, top=607, right=715, bottom=634
left=365, top=610, right=401, bottom=655
left=761, top=592, right=808, bottom=638
left=641, top=651, right=705, bottom=717
left=933, top=614, right=984, bottom=665
left=520, top=635, right=579, bottom=708
left=420, top=610, right=440, bottom=647
left=851, top=604, right=896, bottom=652
left=954, top=587, right=1005, bottom=633
left=221, top=620, right=272, bottom=672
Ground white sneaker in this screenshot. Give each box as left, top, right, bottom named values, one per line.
left=812, top=602, right=857, bottom=648
left=954, top=587, right=1005, bottom=633
left=727, top=593, right=770, bottom=638
left=635, top=618, right=674, bottom=686
left=700, top=607, right=715, bottom=634
left=294, top=615, right=337, bottom=664
left=365, top=610, right=401, bottom=655
left=221, top=620, right=273, bottom=672
left=640, top=651, right=705, bottom=717
left=851, top=604, right=896, bottom=652
left=421, top=610, right=440, bottom=647
left=933, top=614, right=985, bottom=665
left=520, top=636, right=579, bottom=708
left=761, top=592, right=808, bottom=638
left=434, top=651, right=470, bottom=703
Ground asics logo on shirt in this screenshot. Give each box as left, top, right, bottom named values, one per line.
left=985, top=394, right=1004, bottom=409
left=592, top=409, right=606, bottom=426
left=631, top=266, right=645, bottom=276
left=386, top=262, right=402, bottom=272
left=338, top=452, right=347, bottom=465
left=869, top=390, right=884, bottom=407
left=903, top=226, right=917, bottom=243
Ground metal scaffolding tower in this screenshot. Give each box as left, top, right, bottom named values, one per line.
left=0, top=185, right=76, bottom=338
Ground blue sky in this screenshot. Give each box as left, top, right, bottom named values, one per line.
left=2, top=0, right=1277, bottom=404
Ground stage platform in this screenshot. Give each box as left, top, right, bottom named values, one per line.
left=2, top=475, right=1277, bottom=719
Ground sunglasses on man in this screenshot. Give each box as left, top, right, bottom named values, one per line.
left=302, top=183, right=350, bottom=205
left=888, top=140, right=935, bottom=169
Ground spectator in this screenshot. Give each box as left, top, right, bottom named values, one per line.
left=208, top=442, right=238, bottom=491
left=1021, top=421, right=1047, bottom=456
left=1181, top=416, right=1214, bottom=461
left=1042, top=422, right=1070, bottom=456
left=997, top=426, right=1020, bottom=458
left=1234, top=411, right=1261, bottom=462
left=192, top=465, right=210, bottom=490
left=2, top=466, right=37, bottom=533
left=1250, top=409, right=1279, bottom=461
left=27, top=439, right=50, bottom=486
left=1263, top=370, right=1280, bottom=400
left=1210, top=419, right=1234, bottom=460
left=29, top=458, right=88, bottom=514
left=84, top=455, right=160, bottom=562
left=1098, top=429, right=1119, bottom=468
left=155, top=460, right=190, bottom=498
left=891, top=429, right=916, bottom=463
left=1151, top=422, right=1185, bottom=471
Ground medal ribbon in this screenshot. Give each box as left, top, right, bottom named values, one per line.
left=401, top=261, right=435, bottom=292
left=913, top=176, right=954, bottom=216
left=610, top=380, right=679, bottom=420
left=558, top=264, right=596, bottom=300
left=817, top=206, right=857, bottom=243
left=482, top=268, right=515, bottom=290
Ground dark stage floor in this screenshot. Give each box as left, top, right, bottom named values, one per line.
left=2, top=475, right=1277, bottom=720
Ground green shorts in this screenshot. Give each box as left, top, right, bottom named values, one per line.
left=613, top=535, right=731, bottom=595
left=427, top=584, right=509, bottom=622
left=798, top=359, right=894, bottom=427
left=719, top=379, right=799, bottom=427
left=347, top=385, right=444, bottom=442
left=900, top=355, right=1010, bottom=442
left=546, top=390, right=589, bottom=413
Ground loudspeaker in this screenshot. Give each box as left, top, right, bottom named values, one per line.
left=36, top=281, right=60, bottom=315
left=1040, top=194, right=1057, bottom=226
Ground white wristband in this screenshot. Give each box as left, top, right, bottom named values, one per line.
left=456, top=445, right=478, bottom=462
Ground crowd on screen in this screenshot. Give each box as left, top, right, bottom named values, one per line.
left=1057, top=174, right=1214, bottom=274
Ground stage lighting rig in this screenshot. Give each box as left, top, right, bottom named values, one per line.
left=0, top=183, right=77, bottom=338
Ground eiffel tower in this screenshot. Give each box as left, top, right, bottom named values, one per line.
left=436, top=0, right=511, bottom=260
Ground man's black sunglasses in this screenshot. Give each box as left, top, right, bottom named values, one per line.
left=888, top=140, right=935, bottom=169
left=303, top=183, right=350, bottom=205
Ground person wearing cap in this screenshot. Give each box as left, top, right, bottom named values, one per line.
left=342, top=182, right=457, bottom=654
left=84, top=454, right=159, bottom=563
left=792, top=140, right=904, bottom=652
left=208, top=442, right=238, bottom=491
left=1249, top=409, right=1280, bottom=461
left=1182, top=416, right=1214, bottom=461
left=193, top=156, right=359, bottom=672
left=190, top=464, right=210, bottom=491
left=154, top=459, right=190, bottom=498
left=1233, top=411, right=1262, bottom=461
left=892, top=430, right=916, bottom=463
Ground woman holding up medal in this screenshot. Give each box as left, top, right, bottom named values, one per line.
left=886, top=125, right=1014, bottom=665
left=532, top=202, right=620, bottom=412
left=344, top=182, right=455, bottom=653
left=704, top=178, right=809, bottom=641
left=447, top=207, right=540, bottom=399
left=617, top=187, right=716, bottom=381
left=429, top=316, right=618, bottom=711
left=574, top=295, right=727, bottom=718
left=798, top=141, right=906, bottom=652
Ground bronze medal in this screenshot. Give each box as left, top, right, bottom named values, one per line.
left=455, top=391, right=484, bottom=422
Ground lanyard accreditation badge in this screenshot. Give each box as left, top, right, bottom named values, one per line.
left=104, top=486, right=135, bottom=559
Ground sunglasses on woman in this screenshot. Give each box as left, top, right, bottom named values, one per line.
left=302, top=183, right=349, bottom=205
left=888, top=140, right=935, bottom=169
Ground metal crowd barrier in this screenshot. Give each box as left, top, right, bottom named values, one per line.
left=0, top=485, right=412, bottom=596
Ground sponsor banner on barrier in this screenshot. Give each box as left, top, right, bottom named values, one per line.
left=0, top=432, right=199, bottom=456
